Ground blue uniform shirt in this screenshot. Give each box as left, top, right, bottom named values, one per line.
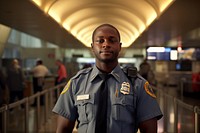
left=53, top=65, right=163, bottom=133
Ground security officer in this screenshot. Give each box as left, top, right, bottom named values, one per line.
left=53, top=24, right=163, bottom=133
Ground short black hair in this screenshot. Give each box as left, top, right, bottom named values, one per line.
left=37, top=59, right=43, bottom=65
left=92, top=24, right=121, bottom=42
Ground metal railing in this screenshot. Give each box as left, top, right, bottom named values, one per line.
left=0, top=81, right=200, bottom=133
left=0, top=82, right=65, bottom=133
left=155, top=85, right=200, bottom=133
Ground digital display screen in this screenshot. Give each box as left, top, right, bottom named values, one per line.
left=146, top=47, right=171, bottom=61
left=146, top=47, right=200, bottom=61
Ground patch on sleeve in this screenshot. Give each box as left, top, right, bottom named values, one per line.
left=144, top=81, right=156, bottom=98
left=61, top=80, right=71, bottom=94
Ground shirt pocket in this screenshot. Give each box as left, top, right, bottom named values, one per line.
left=75, top=94, right=95, bottom=124
left=112, top=94, right=136, bottom=123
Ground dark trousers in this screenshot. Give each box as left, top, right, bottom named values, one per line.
left=54, top=77, right=66, bottom=100
left=9, top=90, right=24, bottom=110
left=9, top=91, right=23, bottom=103
left=32, top=77, right=44, bottom=105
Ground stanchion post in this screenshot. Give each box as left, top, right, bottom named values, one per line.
left=45, top=92, right=49, bottom=122
left=36, top=93, right=41, bottom=132
left=25, top=98, right=29, bottom=133
left=2, top=105, right=8, bottom=133
left=163, top=92, right=168, bottom=132
left=49, top=89, right=53, bottom=109
left=194, top=106, right=199, bottom=133
left=173, top=98, right=178, bottom=133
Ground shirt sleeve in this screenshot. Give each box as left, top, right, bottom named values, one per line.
left=136, top=79, right=163, bottom=123
left=52, top=79, right=77, bottom=121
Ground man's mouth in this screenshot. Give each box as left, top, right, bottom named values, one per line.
left=100, top=50, right=113, bottom=54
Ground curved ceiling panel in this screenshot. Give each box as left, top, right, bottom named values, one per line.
left=31, top=0, right=174, bottom=48
left=63, top=9, right=141, bottom=46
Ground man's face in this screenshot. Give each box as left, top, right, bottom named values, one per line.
left=91, top=26, right=121, bottom=64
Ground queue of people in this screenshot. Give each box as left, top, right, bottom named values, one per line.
left=0, top=58, right=69, bottom=107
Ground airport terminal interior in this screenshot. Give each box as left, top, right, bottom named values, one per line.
left=0, top=0, right=200, bottom=133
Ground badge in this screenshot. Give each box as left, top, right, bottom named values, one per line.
left=144, top=81, right=156, bottom=98
left=120, top=82, right=130, bottom=95
left=61, top=80, right=71, bottom=94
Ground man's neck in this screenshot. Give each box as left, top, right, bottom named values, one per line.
left=96, top=62, right=118, bottom=73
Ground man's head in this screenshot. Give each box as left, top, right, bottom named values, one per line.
left=12, top=59, right=19, bottom=68
left=91, top=24, right=122, bottom=65
left=36, top=59, right=43, bottom=65
left=92, top=24, right=121, bottom=43
left=12, top=59, right=19, bottom=65
left=56, top=59, right=63, bottom=66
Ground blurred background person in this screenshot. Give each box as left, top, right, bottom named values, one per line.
left=139, top=60, right=156, bottom=86
left=0, top=68, right=6, bottom=133
left=54, top=59, right=67, bottom=100
left=0, top=68, right=7, bottom=106
left=139, top=60, right=151, bottom=80
left=6, top=59, right=25, bottom=104
left=32, top=59, right=49, bottom=106
left=55, top=59, right=67, bottom=86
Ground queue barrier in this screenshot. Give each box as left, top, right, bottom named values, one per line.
left=0, top=82, right=65, bottom=133
left=155, top=85, right=200, bottom=133
left=0, top=82, right=200, bottom=133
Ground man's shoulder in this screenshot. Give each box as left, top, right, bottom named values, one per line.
left=40, top=65, right=48, bottom=70
left=121, top=66, right=146, bottom=84
left=121, top=66, right=138, bottom=79
left=72, top=67, right=93, bottom=79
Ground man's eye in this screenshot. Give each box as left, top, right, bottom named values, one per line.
left=109, top=39, right=115, bottom=43
left=95, top=38, right=118, bottom=44
left=96, top=39, right=104, bottom=43
left=109, top=38, right=118, bottom=43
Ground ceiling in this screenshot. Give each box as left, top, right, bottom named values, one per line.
left=134, top=0, right=200, bottom=49
left=0, top=0, right=200, bottom=50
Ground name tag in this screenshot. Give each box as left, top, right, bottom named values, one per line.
left=77, top=94, right=90, bottom=101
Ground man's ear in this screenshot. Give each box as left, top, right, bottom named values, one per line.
left=91, top=43, right=93, bottom=48
left=119, top=43, right=122, bottom=51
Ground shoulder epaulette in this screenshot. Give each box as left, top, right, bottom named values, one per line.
left=72, top=67, right=93, bottom=79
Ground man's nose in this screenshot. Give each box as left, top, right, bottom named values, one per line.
left=102, top=39, right=111, bottom=47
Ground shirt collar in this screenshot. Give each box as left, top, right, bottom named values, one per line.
left=89, top=64, right=121, bottom=83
